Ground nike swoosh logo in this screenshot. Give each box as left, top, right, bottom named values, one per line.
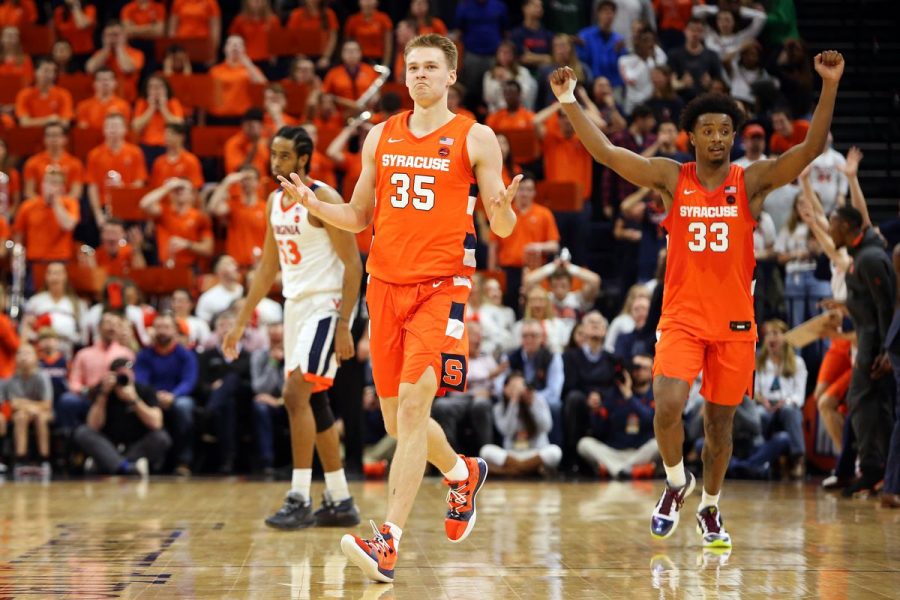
left=433, top=281, right=443, bottom=288
left=684, top=189, right=697, bottom=195
left=387, top=138, right=405, bottom=143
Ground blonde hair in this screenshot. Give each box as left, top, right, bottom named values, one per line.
left=618, top=284, right=651, bottom=317
left=404, top=33, right=458, bottom=71
left=524, top=288, right=551, bottom=319
left=757, top=319, right=797, bottom=377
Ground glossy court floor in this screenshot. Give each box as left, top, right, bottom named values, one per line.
left=1, top=478, right=899, bottom=599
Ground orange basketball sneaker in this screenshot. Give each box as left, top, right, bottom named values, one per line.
left=444, top=455, right=488, bottom=543
left=341, top=521, right=397, bottom=583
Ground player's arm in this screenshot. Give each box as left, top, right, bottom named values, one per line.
left=468, top=123, right=520, bottom=238
left=222, top=194, right=280, bottom=360
left=277, top=123, right=383, bottom=233
left=745, top=51, right=844, bottom=218
left=549, top=67, right=680, bottom=209
left=317, top=186, right=363, bottom=363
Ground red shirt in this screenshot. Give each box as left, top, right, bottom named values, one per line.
left=770, top=120, right=810, bottom=155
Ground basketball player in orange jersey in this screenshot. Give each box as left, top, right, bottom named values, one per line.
left=277, top=34, right=520, bottom=583
left=550, top=50, right=844, bottom=548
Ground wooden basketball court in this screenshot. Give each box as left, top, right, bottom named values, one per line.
left=1, top=478, right=898, bottom=599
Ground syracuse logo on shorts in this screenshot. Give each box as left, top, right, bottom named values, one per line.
left=440, top=353, right=467, bottom=392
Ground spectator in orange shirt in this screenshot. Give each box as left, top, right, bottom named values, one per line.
left=224, top=108, right=269, bottom=176
left=23, top=121, right=85, bottom=199
left=0, top=284, right=20, bottom=380
left=310, top=93, right=344, bottom=152
left=139, top=178, right=213, bottom=268
left=0, top=0, right=35, bottom=28
left=300, top=123, right=337, bottom=188
left=12, top=168, right=79, bottom=264
left=344, top=0, right=393, bottom=64
left=261, top=83, right=300, bottom=139
left=228, top=0, right=280, bottom=65
left=486, top=81, right=536, bottom=132
left=285, top=0, right=338, bottom=70
left=538, top=108, right=593, bottom=196
left=770, top=107, right=810, bottom=156
left=169, top=0, right=221, bottom=50
left=497, top=133, right=522, bottom=187
left=208, top=35, right=267, bottom=122
left=121, top=0, right=166, bottom=40
left=207, top=166, right=266, bottom=267
left=83, top=218, right=146, bottom=277
left=86, top=113, right=148, bottom=226
left=53, top=0, right=97, bottom=59
left=448, top=83, right=476, bottom=121
left=132, top=73, right=185, bottom=147
left=489, top=173, right=560, bottom=310
left=322, top=40, right=378, bottom=112
left=162, top=43, right=192, bottom=75
left=0, top=25, right=33, bottom=84
left=324, top=115, right=374, bottom=252
left=150, top=123, right=203, bottom=189
left=15, top=59, right=74, bottom=127
left=0, top=212, right=8, bottom=260
left=85, top=22, right=145, bottom=102
left=0, top=138, right=21, bottom=215
left=51, top=39, right=78, bottom=74
left=409, top=0, right=448, bottom=35
left=281, top=57, right=322, bottom=120
left=75, top=67, right=132, bottom=130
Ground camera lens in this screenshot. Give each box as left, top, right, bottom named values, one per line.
left=116, top=373, right=130, bottom=387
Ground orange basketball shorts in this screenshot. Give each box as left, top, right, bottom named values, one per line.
left=366, top=275, right=471, bottom=399
left=653, top=328, right=756, bottom=406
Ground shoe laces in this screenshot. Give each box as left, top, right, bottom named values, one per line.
left=658, top=482, right=687, bottom=517
left=277, top=493, right=305, bottom=515
left=698, top=506, right=723, bottom=534
left=364, top=520, right=394, bottom=557
left=445, top=479, right=470, bottom=517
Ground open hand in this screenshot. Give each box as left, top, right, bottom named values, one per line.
left=277, top=173, right=322, bottom=214
left=222, top=324, right=244, bottom=361
left=841, top=146, right=862, bottom=178
left=814, top=50, right=844, bottom=83
left=334, top=325, right=355, bottom=363
left=488, top=174, right=522, bottom=218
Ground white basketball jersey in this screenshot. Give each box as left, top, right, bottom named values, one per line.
left=270, top=184, right=343, bottom=300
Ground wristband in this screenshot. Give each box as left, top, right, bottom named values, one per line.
left=557, top=77, right=577, bottom=104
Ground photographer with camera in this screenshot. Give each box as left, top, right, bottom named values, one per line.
left=73, top=358, right=170, bottom=476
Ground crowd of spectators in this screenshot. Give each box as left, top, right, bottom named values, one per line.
left=0, top=0, right=897, bottom=509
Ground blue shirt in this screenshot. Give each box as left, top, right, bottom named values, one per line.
left=454, top=0, right=508, bottom=56
left=135, top=344, right=198, bottom=398
left=576, top=26, right=626, bottom=87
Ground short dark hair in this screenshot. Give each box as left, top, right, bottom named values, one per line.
left=680, top=93, right=744, bottom=133
left=503, top=79, right=522, bottom=93
left=165, top=122, right=187, bottom=136
left=44, top=120, right=67, bottom=135
left=104, top=217, right=125, bottom=229
left=687, top=16, right=705, bottom=27
left=598, top=0, right=617, bottom=11
left=772, top=105, right=793, bottom=119
left=94, top=66, right=115, bottom=78
left=273, top=125, right=314, bottom=163
left=549, top=268, right=572, bottom=282
left=631, top=104, right=654, bottom=121
left=243, top=108, right=264, bottom=122
left=834, top=205, right=863, bottom=230
left=519, top=170, right=537, bottom=184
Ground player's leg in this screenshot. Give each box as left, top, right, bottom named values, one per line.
left=379, top=393, right=465, bottom=473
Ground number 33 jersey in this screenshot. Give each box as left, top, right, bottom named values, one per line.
left=368, top=111, right=478, bottom=284
left=658, top=162, right=757, bottom=340
left=271, top=185, right=344, bottom=301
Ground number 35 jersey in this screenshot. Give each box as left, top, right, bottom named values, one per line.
left=368, top=110, right=478, bottom=284
left=658, top=162, right=757, bottom=341
left=271, top=185, right=343, bottom=301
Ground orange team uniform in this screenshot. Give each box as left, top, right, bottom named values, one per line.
left=120, top=1, right=166, bottom=31
left=133, top=97, right=185, bottom=145
left=416, top=18, right=448, bottom=35
left=85, top=142, right=148, bottom=205
left=485, top=106, right=535, bottom=131
left=770, top=120, right=810, bottom=155
left=0, top=0, right=36, bottom=27
left=15, top=85, right=74, bottom=122
left=95, top=243, right=137, bottom=277
left=285, top=7, right=338, bottom=56
left=367, top=111, right=478, bottom=398
left=0, top=55, right=33, bottom=83
left=154, top=203, right=213, bottom=267
left=542, top=112, right=592, bottom=197
left=224, top=193, right=266, bottom=267
left=171, top=0, right=220, bottom=38
left=323, top=63, right=378, bottom=102
left=150, top=149, right=203, bottom=189
left=344, top=11, right=393, bottom=60
left=23, top=151, right=84, bottom=192
left=54, top=4, right=97, bottom=55
left=224, top=132, right=269, bottom=176
left=228, top=13, right=280, bottom=62
left=491, top=202, right=559, bottom=268
left=12, top=195, right=80, bottom=262
left=75, top=95, right=132, bottom=129
left=817, top=336, right=853, bottom=400
left=653, top=162, right=757, bottom=406
left=208, top=63, right=256, bottom=118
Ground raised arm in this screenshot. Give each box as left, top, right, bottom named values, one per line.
left=841, top=146, right=871, bottom=227
left=139, top=179, right=184, bottom=216
left=549, top=67, right=680, bottom=207
left=745, top=51, right=844, bottom=213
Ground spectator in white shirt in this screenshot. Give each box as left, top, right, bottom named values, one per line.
left=808, top=133, right=848, bottom=214
left=171, top=289, right=211, bottom=350
left=725, top=42, right=775, bottom=106
left=476, top=278, right=517, bottom=357
left=23, top=262, right=87, bottom=350
left=618, top=26, right=667, bottom=115
left=604, top=284, right=650, bottom=353
left=775, top=197, right=831, bottom=327
left=196, top=255, right=244, bottom=324
left=692, top=4, right=767, bottom=63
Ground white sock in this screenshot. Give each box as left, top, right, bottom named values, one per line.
left=384, top=521, right=402, bottom=547
left=664, top=459, right=687, bottom=488
left=291, top=468, right=312, bottom=500
left=699, top=490, right=720, bottom=510
left=324, top=468, right=351, bottom=502
left=442, top=456, right=468, bottom=482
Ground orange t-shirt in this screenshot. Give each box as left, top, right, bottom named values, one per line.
left=102, top=46, right=145, bottom=102
left=323, top=63, right=378, bottom=102
left=770, top=120, right=810, bottom=155
left=0, top=0, right=36, bottom=27
left=313, top=112, right=344, bottom=152
left=85, top=142, right=148, bottom=203
left=224, top=194, right=267, bottom=266
left=12, top=195, right=80, bottom=262
left=485, top=107, right=535, bottom=131
left=23, top=151, right=85, bottom=192
left=15, top=86, right=74, bottom=122
left=120, top=1, right=166, bottom=28
left=95, top=242, right=136, bottom=277
left=658, top=162, right=756, bottom=340
left=307, top=150, right=337, bottom=189
left=0, top=214, right=8, bottom=247
left=75, top=95, right=132, bottom=129
left=344, top=11, right=393, bottom=60
left=416, top=18, right=448, bottom=35
left=155, top=204, right=212, bottom=266
left=54, top=4, right=97, bottom=55
left=542, top=113, right=593, bottom=197
left=209, top=62, right=257, bottom=117
left=261, top=112, right=300, bottom=139
left=171, top=0, right=220, bottom=38
left=228, top=13, right=280, bottom=62
left=150, top=149, right=204, bottom=189
left=491, top=202, right=560, bottom=268
left=654, top=0, right=698, bottom=31
left=0, top=54, right=33, bottom=84
left=285, top=7, right=338, bottom=55
left=224, top=132, right=269, bottom=176
left=368, top=111, right=478, bottom=284
left=133, top=98, right=185, bottom=145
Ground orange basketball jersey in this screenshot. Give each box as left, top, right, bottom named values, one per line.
left=368, top=111, right=478, bottom=285
left=658, top=162, right=757, bottom=340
